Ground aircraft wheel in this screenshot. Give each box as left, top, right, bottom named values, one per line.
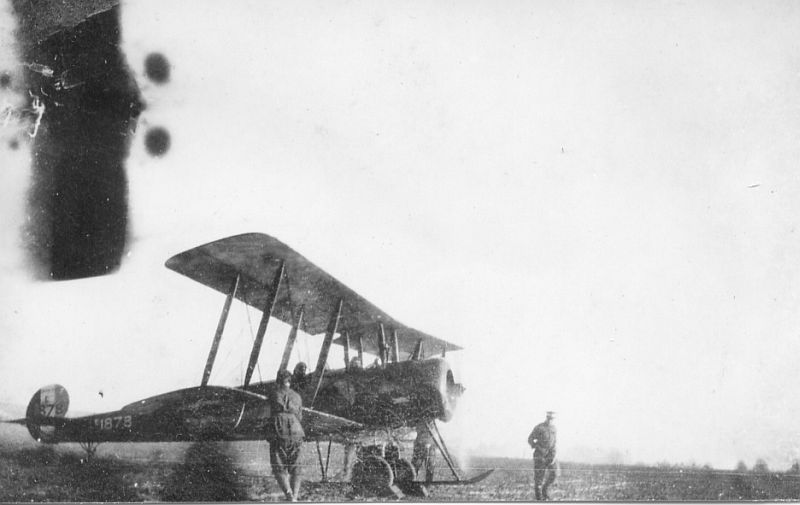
left=392, top=458, right=415, bottom=484
left=391, top=458, right=419, bottom=493
left=352, top=455, right=394, bottom=495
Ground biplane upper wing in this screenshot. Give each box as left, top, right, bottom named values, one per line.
left=165, top=233, right=461, bottom=359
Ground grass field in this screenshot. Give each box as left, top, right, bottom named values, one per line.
left=436, top=459, right=800, bottom=501
left=2, top=423, right=799, bottom=501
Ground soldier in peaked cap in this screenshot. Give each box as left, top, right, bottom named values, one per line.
left=267, top=369, right=305, bottom=501
left=528, top=411, right=558, bottom=500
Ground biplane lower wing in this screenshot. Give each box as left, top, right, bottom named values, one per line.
left=301, top=407, right=364, bottom=440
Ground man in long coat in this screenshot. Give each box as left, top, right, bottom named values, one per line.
left=267, top=369, right=305, bottom=501
left=528, top=411, right=557, bottom=500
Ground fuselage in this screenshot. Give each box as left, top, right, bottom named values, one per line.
left=26, top=357, right=463, bottom=445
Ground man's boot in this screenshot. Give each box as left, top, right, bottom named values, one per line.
left=534, top=486, right=542, bottom=501
left=290, top=473, right=302, bottom=501
left=276, top=473, right=293, bottom=501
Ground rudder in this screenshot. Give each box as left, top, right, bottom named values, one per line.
left=25, top=384, right=69, bottom=443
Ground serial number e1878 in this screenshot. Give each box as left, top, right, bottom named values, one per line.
left=93, top=415, right=132, bottom=430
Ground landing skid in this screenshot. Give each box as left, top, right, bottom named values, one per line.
left=418, top=420, right=496, bottom=487
left=426, top=468, right=495, bottom=485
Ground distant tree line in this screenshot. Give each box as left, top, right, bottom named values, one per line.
left=734, top=459, right=800, bottom=474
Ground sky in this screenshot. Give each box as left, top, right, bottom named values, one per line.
left=2, top=0, right=800, bottom=470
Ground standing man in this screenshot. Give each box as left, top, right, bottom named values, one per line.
left=412, top=421, right=437, bottom=483
left=291, top=362, right=308, bottom=392
left=267, top=370, right=305, bottom=501
left=528, top=411, right=558, bottom=500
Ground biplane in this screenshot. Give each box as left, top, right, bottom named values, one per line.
left=10, top=233, right=492, bottom=495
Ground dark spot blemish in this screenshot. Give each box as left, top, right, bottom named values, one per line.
left=144, top=52, right=170, bottom=84
left=0, top=72, right=11, bottom=88
left=145, top=127, right=170, bottom=156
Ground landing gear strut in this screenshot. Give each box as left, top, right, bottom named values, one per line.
left=422, top=419, right=462, bottom=481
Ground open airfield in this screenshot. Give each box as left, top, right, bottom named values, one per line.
left=2, top=423, right=800, bottom=501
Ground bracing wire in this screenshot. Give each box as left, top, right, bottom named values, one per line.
left=243, top=300, right=262, bottom=384
left=203, top=295, right=244, bottom=386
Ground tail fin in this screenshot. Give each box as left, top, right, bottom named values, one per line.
left=25, top=384, right=69, bottom=443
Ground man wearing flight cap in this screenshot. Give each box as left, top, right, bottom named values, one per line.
left=267, top=369, right=305, bottom=501
left=528, top=411, right=558, bottom=500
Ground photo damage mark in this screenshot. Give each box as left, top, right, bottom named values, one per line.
left=160, top=443, right=248, bottom=501
left=21, top=61, right=54, bottom=78
left=144, top=52, right=170, bottom=84
left=2, top=94, right=46, bottom=135
left=12, top=1, right=144, bottom=280
left=144, top=126, right=170, bottom=157
left=26, top=93, right=44, bottom=138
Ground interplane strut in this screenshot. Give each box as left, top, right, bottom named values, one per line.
left=202, top=274, right=240, bottom=386
left=244, top=262, right=285, bottom=388
left=310, top=299, right=343, bottom=407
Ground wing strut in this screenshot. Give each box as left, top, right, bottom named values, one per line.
left=310, top=299, right=343, bottom=407
left=201, top=274, right=240, bottom=386
left=392, top=328, right=400, bottom=363
left=244, top=262, right=285, bottom=388
left=342, top=330, right=351, bottom=369
left=278, top=307, right=304, bottom=372
left=356, top=333, right=364, bottom=365
left=378, top=324, right=388, bottom=367
left=411, top=339, right=424, bottom=361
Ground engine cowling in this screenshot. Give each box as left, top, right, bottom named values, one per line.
left=412, top=357, right=464, bottom=422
